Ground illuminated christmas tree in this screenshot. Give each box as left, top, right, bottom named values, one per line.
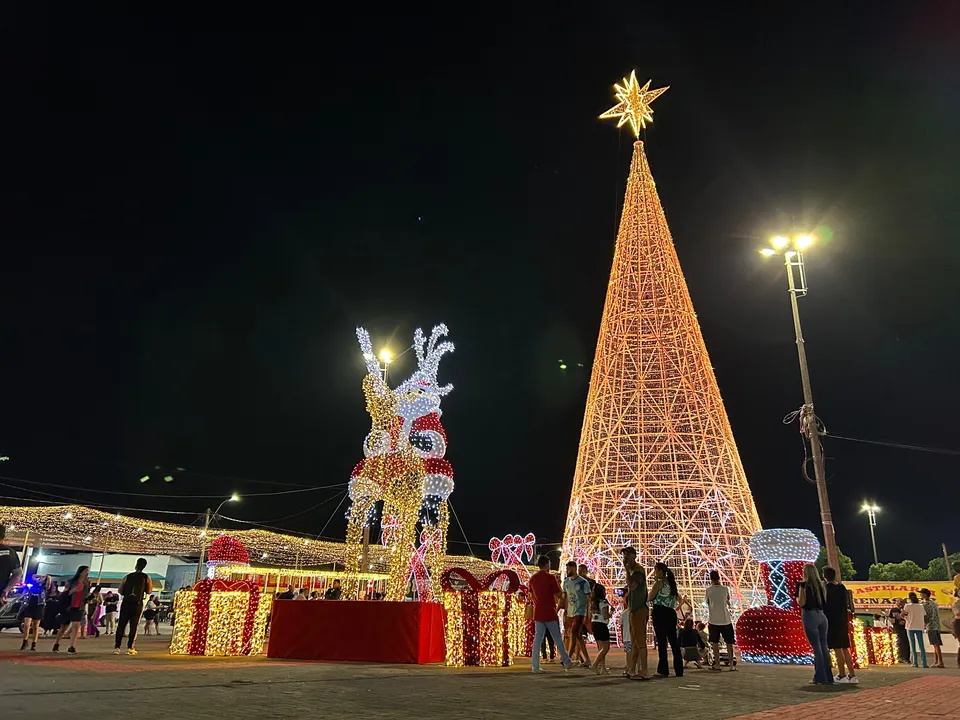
left=562, top=72, right=763, bottom=612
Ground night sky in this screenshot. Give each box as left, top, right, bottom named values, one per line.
left=2, top=5, right=958, bottom=576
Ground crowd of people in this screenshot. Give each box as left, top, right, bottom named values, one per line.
left=0, top=535, right=163, bottom=656
left=529, top=553, right=960, bottom=682
left=3, top=523, right=960, bottom=675
left=528, top=547, right=744, bottom=679
left=274, top=579, right=344, bottom=601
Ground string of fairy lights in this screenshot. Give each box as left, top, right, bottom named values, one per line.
left=0, top=504, right=500, bottom=579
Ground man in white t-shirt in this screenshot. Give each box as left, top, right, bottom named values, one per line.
left=705, top=570, right=741, bottom=671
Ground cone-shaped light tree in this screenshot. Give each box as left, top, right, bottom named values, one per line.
left=563, top=72, right=763, bottom=611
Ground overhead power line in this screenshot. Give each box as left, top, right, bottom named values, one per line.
left=825, top=434, right=960, bottom=457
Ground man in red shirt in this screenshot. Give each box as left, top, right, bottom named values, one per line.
left=529, top=555, right=572, bottom=673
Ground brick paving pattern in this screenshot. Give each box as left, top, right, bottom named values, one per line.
left=1, top=631, right=956, bottom=719
left=731, top=676, right=960, bottom=720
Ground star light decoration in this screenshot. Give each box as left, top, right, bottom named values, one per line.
left=599, top=70, right=668, bottom=137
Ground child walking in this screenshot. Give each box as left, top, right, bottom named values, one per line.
left=590, top=584, right=612, bottom=675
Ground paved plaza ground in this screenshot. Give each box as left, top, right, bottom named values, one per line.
left=1, top=630, right=957, bottom=719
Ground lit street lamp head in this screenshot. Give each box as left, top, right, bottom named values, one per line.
left=378, top=348, right=393, bottom=364
left=230, top=493, right=240, bottom=503
left=761, top=233, right=816, bottom=256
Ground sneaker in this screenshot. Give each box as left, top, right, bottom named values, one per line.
left=532, top=668, right=544, bottom=674
left=51, top=643, right=59, bottom=652
left=113, top=648, right=121, bottom=655
left=67, top=646, right=77, bottom=654
left=847, top=676, right=859, bottom=684
left=127, top=648, right=137, bottom=656
left=836, top=676, right=850, bottom=684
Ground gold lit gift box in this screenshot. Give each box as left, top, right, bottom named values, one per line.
left=170, top=579, right=272, bottom=656
left=441, top=568, right=524, bottom=667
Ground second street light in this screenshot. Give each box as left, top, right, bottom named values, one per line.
left=195, top=493, right=240, bottom=582
left=761, top=233, right=840, bottom=572
left=861, top=502, right=880, bottom=567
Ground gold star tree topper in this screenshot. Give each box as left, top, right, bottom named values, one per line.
left=599, top=70, right=668, bottom=137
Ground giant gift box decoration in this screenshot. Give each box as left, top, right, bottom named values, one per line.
left=170, top=578, right=272, bottom=656
left=736, top=529, right=819, bottom=664
left=864, top=625, right=898, bottom=666
left=441, top=567, right=525, bottom=667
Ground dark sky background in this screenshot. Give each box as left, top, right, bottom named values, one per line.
left=2, top=4, right=958, bottom=577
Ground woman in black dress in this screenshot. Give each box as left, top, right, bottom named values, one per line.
left=822, top=566, right=857, bottom=683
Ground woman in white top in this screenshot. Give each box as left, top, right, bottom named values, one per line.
left=901, top=592, right=928, bottom=668
left=589, top=583, right=612, bottom=675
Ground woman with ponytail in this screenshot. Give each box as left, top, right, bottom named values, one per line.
left=796, top=563, right=832, bottom=684
left=649, top=562, right=683, bottom=678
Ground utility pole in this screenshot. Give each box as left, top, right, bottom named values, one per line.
left=784, top=250, right=839, bottom=572
left=96, top=532, right=111, bottom=585
left=195, top=507, right=211, bottom=583
left=943, top=543, right=952, bottom=581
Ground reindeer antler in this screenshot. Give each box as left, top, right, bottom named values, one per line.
left=398, top=324, right=454, bottom=396
left=356, top=327, right=384, bottom=379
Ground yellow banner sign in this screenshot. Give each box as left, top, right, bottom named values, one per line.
left=845, top=581, right=956, bottom=609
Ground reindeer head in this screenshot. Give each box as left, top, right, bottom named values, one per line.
left=395, top=324, right=454, bottom=421
left=355, top=324, right=454, bottom=423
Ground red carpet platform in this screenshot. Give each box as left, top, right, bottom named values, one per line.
left=266, top=600, right=445, bottom=664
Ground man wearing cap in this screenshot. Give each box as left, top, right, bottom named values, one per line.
left=621, top=546, right=649, bottom=679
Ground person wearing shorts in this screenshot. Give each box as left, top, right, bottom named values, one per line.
left=705, top=570, right=741, bottom=670
left=19, top=575, right=52, bottom=651
left=920, top=589, right=944, bottom=668
left=562, top=561, right=591, bottom=667
left=590, top=583, right=611, bottom=674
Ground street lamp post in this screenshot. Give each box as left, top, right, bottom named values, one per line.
left=861, top=503, right=880, bottom=567
left=761, top=234, right=840, bottom=572
left=194, top=493, right=240, bottom=582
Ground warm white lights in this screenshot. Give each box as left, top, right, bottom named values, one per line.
left=795, top=235, right=813, bottom=249
left=772, top=236, right=789, bottom=249
left=599, top=70, right=669, bottom=137
left=345, top=324, right=456, bottom=601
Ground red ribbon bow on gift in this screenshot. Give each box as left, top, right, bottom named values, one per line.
left=488, top=533, right=536, bottom=566
left=211, top=579, right=251, bottom=592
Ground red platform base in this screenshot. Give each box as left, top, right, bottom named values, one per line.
left=267, top=600, right=445, bottom=664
